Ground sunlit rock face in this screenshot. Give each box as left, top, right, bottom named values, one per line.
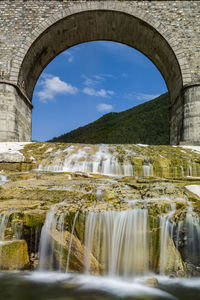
left=0, top=142, right=199, bottom=276
left=0, top=240, right=29, bottom=270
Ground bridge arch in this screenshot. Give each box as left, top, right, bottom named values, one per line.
left=5, top=2, right=199, bottom=144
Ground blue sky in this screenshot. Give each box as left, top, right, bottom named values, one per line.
left=32, top=41, right=167, bottom=141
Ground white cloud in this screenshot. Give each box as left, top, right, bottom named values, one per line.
left=123, top=92, right=160, bottom=101
left=63, top=51, right=74, bottom=63
left=135, top=93, right=160, bottom=101
left=82, top=75, right=98, bottom=87
left=83, top=87, right=114, bottom=98
left=82, top=73, right=115, bottom=87
left=37, top=74, right=78, bottom=102
left=97, top=103, right=113, bottom=113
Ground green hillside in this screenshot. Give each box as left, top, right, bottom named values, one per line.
left=50, top=93, right=170, bottom=145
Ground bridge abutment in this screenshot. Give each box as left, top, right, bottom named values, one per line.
left=181, top=84, right=200, bottom=145
left=0, top=82, right=32, bottom=142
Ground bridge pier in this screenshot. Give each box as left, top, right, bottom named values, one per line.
left=181, top=84, right=200, bottom=145
left=170, top=84, right=200, bottom=146
left=0, top=82, right=32, bottom=142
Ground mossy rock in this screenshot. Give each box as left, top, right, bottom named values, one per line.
left=24, top=210, right=46, bottom=227
left=48, top=229, right=99, bottom=273
left=0, top=240, right=29, bottom=270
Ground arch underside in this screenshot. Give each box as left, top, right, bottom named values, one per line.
left=18, top=10, right=183, bottom=104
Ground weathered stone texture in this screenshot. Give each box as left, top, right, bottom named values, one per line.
left=0, top=83, right=31, bottom=142
left=0, top=1, right=199, bottom=85
left=0, top=1, right=199, bottom=144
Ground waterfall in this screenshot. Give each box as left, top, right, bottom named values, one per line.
left=187, top=165, right=193, bottom=177
left=58, top=213, right=66, bottom=271
left=84, top=209, right=149, bottom=277
left=184, top=206, right=200, bottom=265
left=66, top=211, right=79, bottom=272
left=180, top=166, right=184, bottom=177
left=38, top=209, right=58, bottom=271
left=142, top=164, right=153, bottom=177
left=62, top=145, right=134, bottom=176
left=37, top=203, right=200, bottom=276
left=38, top=145, right=134, bottom=177
left=0, top=175, right=8, bottom=186
left=159, top=204, right=176, bottom=274
left=0, top=215, right=9, bottom=241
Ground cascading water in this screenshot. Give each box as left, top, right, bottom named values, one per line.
left=38, top=208, right=58, bottom=271
left=0, top=175, right=8, bottom=186
left=38, top=145, right=135, bottom=177
left=181, top=205, right=200, bottom=266
left=37, top=144, right=200, bottom=179
left=38, top=203, right=200, bottom=277
left=38, top=208, right=150, bottom=276
left=84, top=209, right=149, bottom=277
left=159, top=204, right=176, bottom=274
left=0, top=214, right=9, bottom=241
left=142, top=164, right=153, bottom=177
left=58, top=212, right=66, bottom=272
left=66, top=211, right=79, bottom=272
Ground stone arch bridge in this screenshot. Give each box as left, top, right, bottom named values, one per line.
left=0, top=1, right=199, bottom=144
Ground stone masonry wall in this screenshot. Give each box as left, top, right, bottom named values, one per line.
left=0, top=1, right=199, bottom=87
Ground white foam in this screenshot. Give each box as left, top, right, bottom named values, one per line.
left=77, top=275, right=175, bottom=298
left=157, top=275, right=200, bottom=289
left=23, top=272, right=175, bottom=299
left=24, top=272, right=70, bottom=283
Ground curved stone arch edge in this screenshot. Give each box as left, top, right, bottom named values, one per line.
left=10, top=2, right=191, bottom=93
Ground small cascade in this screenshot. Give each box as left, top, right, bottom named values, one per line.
left=38, top=145, right=134, bottom=177
left=36, top=144, right=200, bottom=179
left=58, top=213, right=66, bottom=271
left=84, top=209, right=149, bottom=277
left=187, top=165, right=193, bottom=177
left=0, top=213, right=25, bottom=242
left=12, top=220, right=23, bottom=240
left=142, top=164, right=153, bottom=177
left=180, top=165, right=184, bottom=177
left=0, top=175, right=8, bottom=186
left=0, top=215, right=9, bottom=241
left=183, top=205, right=200, bottom=266
left=62, top=145, right=134, bottom=177
left=66, top=211, right=79, bottom=272
left=38, top=209, right=58, bottom=271
left=159, top=204, right=176, bottom=274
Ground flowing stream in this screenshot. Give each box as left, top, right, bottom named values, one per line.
left=37, top=144, right=200, bottom=178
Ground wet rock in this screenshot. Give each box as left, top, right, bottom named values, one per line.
left=159, top=234, right=186, bottom=276
left=49, top=229, right=99, bottom=274
left=24, top=210, right=46, bottom=228
left=145, top=277, right=158, bottom=287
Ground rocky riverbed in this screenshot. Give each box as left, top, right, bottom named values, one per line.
left=0, top=143, right=199, bottom=278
